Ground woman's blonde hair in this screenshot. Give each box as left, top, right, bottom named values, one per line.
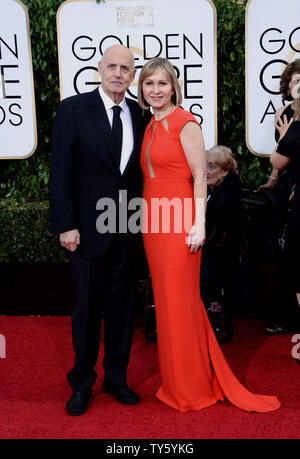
left=138, top=57, right=182, bottom=110
left=206, top=145, right=239, bottom=175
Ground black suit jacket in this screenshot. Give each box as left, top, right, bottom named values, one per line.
left=50, top=88, right=150, bottom=259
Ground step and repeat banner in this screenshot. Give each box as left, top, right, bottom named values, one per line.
left=2, top=0, right=299, bottom=160
left=0, top=0, right=37, bottom=159
left=246, top=0, right=300, bottom=156
left=57, top=0, right=217, bottom=149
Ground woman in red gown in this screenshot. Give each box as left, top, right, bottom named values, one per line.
left=138, top=57, right=280, bottom=413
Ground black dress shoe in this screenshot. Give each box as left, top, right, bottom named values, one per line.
left=102, top=381, right=139, bottom=405
left=264, top=324, right=289, bottom=335
left=66, top=388, right=92, bottom=416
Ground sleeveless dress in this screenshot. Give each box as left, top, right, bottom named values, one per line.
left=140, top=107, right=281, bottom=413
left=271, top=103, right=298, bottom=326
left=277, top=120, right=300, bottom=293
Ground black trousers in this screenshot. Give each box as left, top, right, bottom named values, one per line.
left=67, top=234, right=136, bottom=392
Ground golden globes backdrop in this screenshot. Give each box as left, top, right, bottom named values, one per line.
left=246, top=0, right=300, bottom=156
left=0, top=0, right=37, bottom=159
left=57, top=0, right=217, bottom=148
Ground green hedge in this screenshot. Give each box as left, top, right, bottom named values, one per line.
left=0, top=0, right=61, bottom=202
left=0, top=199, right=67, bottom=262
left=215, top=0, right=270, bottom=187
left=0, top=0, right=272, bottom=262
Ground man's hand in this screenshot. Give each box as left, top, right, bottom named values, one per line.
left=60, top=229, right=80, bottom=252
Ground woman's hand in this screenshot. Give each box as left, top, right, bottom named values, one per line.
left=275, top=114, right=294, bottom=140
left=186, top=224, right=205, bottom=254
left=255, top=177, right=277, bottom=192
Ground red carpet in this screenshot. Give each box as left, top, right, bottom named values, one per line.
left=0, top=316, right=299, bottom=439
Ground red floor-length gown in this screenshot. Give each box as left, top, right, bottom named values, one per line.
left=140, top=107, right=280, bottom=413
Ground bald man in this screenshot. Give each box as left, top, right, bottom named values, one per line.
left=50, top=45, right=150, bottom=415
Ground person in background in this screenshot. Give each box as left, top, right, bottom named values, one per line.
left=257, top=59, right=300, bottom=193
left=270, top=83, right=300, bottom=361
left=200, top=145, right=242, bottom=319
left=258, top=59, right=300, bottom=335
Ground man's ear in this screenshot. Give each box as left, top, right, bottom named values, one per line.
left=130, top=68, right=137, bottom=83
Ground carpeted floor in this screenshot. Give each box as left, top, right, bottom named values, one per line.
left=0, top=316, right=299, bottom=439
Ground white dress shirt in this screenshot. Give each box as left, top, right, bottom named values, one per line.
left=99, top=86, right=134, bottom=175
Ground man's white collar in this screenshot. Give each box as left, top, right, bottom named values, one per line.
left=99, top=86, right=126, bottom=110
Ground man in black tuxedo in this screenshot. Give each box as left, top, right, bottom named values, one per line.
left=50, top=45, right=150, bottom=415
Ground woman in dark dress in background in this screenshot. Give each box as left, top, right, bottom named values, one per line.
left=258, top=60, right=300, bottom=192
left=271, top=84, right=300, bottom=360
left=261, top=59, right=300, bottom=335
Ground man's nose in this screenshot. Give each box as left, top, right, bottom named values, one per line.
left=114, top=66, right=122, bottom=77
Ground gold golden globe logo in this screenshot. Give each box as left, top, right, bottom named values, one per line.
left=116, top=5, right=154, bottom=28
